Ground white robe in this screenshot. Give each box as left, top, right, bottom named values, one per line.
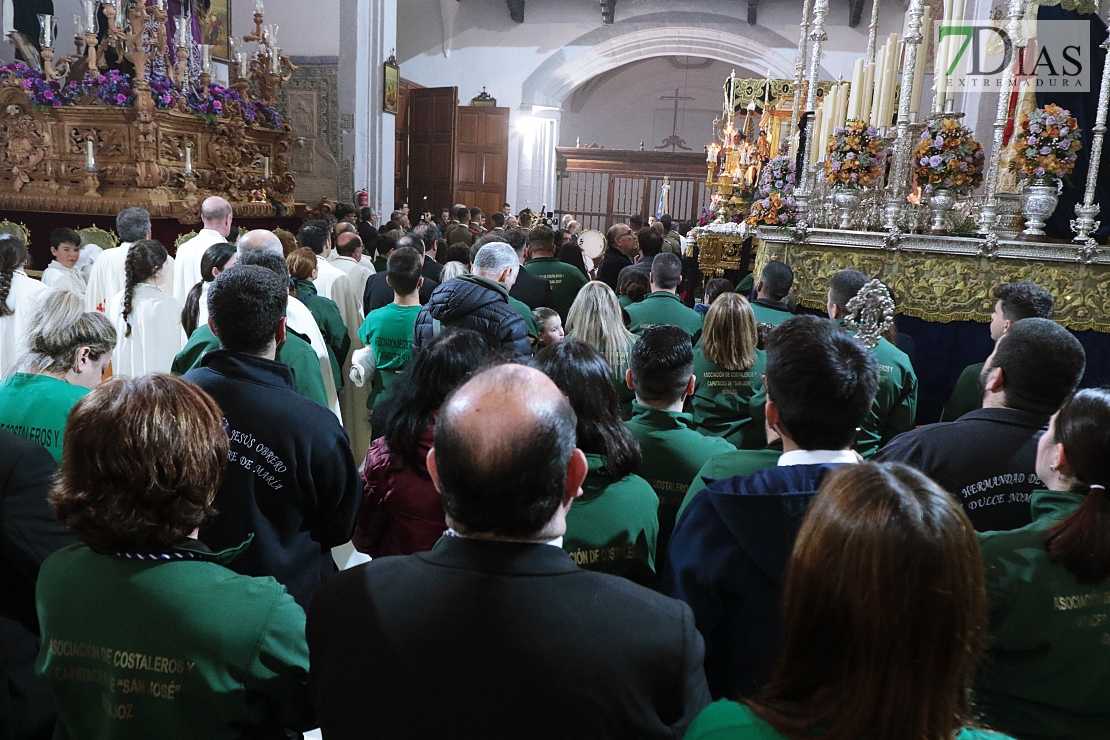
left=86, top=242, right=175, bottom=313
left=195, top=281, right=211, bottom=328
left=41, top=262, right=87, bottom=296
left=74, top=243, right=102, bottom=279
left=330, top=256, right=374, bottom=317
left=108, top=283, right=186, bottom=377
left=285, top=297, right=342, bottom=423
left=172, top=228, right=226, bottom=302
left=312, top=255, right=367, bottom=456
left=0, top=271, right=47, bottom=376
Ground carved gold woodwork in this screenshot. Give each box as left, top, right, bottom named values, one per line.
left=697, top=231, right=756, bottom=276
left=0, top=78, right=296, bottom=222
left=755, top=233, right=1110, bottom=333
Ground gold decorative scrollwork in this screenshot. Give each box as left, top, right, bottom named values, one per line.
left=756, top=238, right=1110, bottom=333
left=698, top=232, right=756, bottom=276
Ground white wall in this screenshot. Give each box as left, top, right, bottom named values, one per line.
left=233, top=0, right=341, bottom=57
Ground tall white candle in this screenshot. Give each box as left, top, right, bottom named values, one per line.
left=184, top=144, right=193, bottom=174
left=85, top=139, right=95, bottom=170
left=910, top=6, right=931, bottom=116
left=263, top=156, right=271, bottom=180
left=85, top=0, right=96, bottom=32
left=202, top=45, right=212, bottom=74
left=860, top=62, right=874, bottom=124
left=847, top=58, right=865, bottom=121
left=870, top=45, right=887, bottom=127
left=254, top=0, right=264, bottom=14
left=810, top=103, right=824, bottom=165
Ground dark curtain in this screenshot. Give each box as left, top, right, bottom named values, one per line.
left=12, top=0, right=52, bottom=51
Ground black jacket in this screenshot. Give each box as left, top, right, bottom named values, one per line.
left=412, top=274, right=531, bottom=355
left=363, top=270, right=438, bottom=314
left=0, top=430, right=75, bottom=739
left=422, top=257, right=444, bottom=284
left=597, top=248, right=634, bottom=291
left=508, top=268, right=554, bottom=310
left=307, top=537, right=711, bottom=739
left=875, top=407, right=1049, bottom=531
left=183, top=351, right=360, bottom=607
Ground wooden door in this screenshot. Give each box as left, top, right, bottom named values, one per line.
left=394, top=78, right=423, bottom=207
left=407, top=86, right=458, bottom=215
left=454, top=107, right=509, bottom=217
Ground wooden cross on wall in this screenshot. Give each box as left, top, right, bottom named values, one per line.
left=656, top=88, right=695, bottom=151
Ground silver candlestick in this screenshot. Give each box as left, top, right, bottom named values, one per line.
left=796, top=0, right=830, bottom=223
left=788, top=0, right=813, bottom=143
left=1071, top=11, right=1110, bottom=242
left=883, top=0, right=925, bottom=230
left=865, top=0, right=881, bottom=64
left=978, top=0, right=1027, bottom=235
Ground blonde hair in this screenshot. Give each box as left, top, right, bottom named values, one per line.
left=565, top=281, right=635, bottom=373
left=10, top=288, right=116, bottom=378
left=702, top=292, right=758, bottom=371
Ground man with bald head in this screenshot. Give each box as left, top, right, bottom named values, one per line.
left=173, top=196, right=233, bottom=301
left=331, top=232, right=374, bottom=313
left=307, top=364, right=710, bottom=739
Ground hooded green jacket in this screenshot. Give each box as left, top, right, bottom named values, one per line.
left=977, top=490, right=1110, bottom=739
left=294, top=279, right=349, bottom=389
left=563, top=453, right=659, bottom=588
left=36, top=539, right=313, bottom=739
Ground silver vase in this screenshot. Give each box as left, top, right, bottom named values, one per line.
left=928, top=188, right=957, bottom=235
left=1020, top=179, right=1059, bottom=240
left=833, top=186, right=863, bottom=230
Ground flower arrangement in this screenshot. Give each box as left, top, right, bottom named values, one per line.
left=92, top=70, right=134, bottom=107
left=912, top=116, right=985, bottom=195
left=746, top=155, right=797, bottom=226
left=1011, top=103, right=1082, bottom=182
left=149, top=74, right=181, bottom=110
left=824, top=119, right=885, bottom=188
left=0, top=62, right=75, bottom=107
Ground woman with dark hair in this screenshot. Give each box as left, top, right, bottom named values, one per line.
left=181, top=241, right=237, bottom=337
left=617, top=266, right=649, bottom=309
left=287, top=247, right=349, bottom=390
left=556, top=240, right=590, bottom=280
left=354, top=328, right=492, bottom=557
left=37, top=374, right=314, bottom=738
left=534, top=340, right=658, bottom=586
left=977, top=388, right=1110, bottom=738
left=0, top=233, right=46, bottom=375
left=108, top=239, right=185, bottom=376
left=0, top=289, right=115, bottom=462
left=686, top=462, right=1001, bottom=740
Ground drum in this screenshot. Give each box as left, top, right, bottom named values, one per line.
left=579, top=229, right=606, bottom=260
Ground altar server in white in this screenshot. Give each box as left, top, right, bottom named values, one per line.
left=108, top=240, right=186, bottom=377
left=41, top=227, right=87, bottom=296
left=331, top=232, right=374, bottom=315
left=86, top=208, right=174, bottom=313
left=173, top=196, right=233, bottom=301
left=0, top=234, right=46, bottom=376
left=237, top=230, right=342, bottom=421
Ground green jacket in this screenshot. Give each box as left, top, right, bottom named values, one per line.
left=522, top=257, right=588, bottom=320
left=294, top=279, right=350, bottom=389
left=977, top=490, right=1110, bottom=739
left=36, top=540, right=313, bottom=739
left=942, top=361, right=985, bottom=422
left=678, top=448, right=783, bottom=522
left=563, top=453, right=659, bottom=587
left=508, top=295, right=538, bottom=339
left=626, top=291, right=704, bottom=340
left=690, top=347, right=767, bottom=449
left=626, top=403, right=734, bottom=572
left=750, top=300, right=794, bottom=327
left=0, top=373, right=87, bottom=463
left=685, top=700, right=1012, bottom=740
left=618, top=294, right=635, bottom=309
left=172, top=325, right=329, bottom=409
left=837, top=322, right=917, bottom=457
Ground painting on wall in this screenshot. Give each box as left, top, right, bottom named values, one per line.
left=204, top=0, right=232, bottom=61
left=384, top=55, right=399, bottom=114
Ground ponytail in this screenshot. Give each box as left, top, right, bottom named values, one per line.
left=122, top=240, right=168, bottom=339
left=0, top=234, right=29, bottom=318
left=1043, top=388, right=1110, bottom=584
left=180, top=241, right=236, bottom=338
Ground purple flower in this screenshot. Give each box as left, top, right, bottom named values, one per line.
left=116, top=94, right=126, bottom=104
left=1046, top=115, right=1057, bottom=125
left=785, top=196, right=796, bottom=207
left=43, top=90, right=53, bottom=100
left=1058, top=140, right=1071, bottom=150
left=778, top=213, right=789, bottom=223
left=846, top=152, right=856, bottom=160
left=1040, top=146, right=1053, bottom=155
left=924, top=184, right=934, bottom=194
left=929, top=155, right=943, bottom=167
left=943, top=178, right=953, bottom=188
left=1027, top=136, right=1038, bottom=146
left=1034, top=166, right=1046, bottom=176
left=934, top=136, right=944, bottom=148
left=1029, top=123, right=1041, bottom=134
left=920, top=157, right=930, bottom=166
left=1060, top=126, right=1069, bottom=136
left=774, top=180, right=783, bottom=188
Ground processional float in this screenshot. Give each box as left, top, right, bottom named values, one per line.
left=0, top=0, right=297, bottom=222
left=690, top=0, right=1110, bottom=333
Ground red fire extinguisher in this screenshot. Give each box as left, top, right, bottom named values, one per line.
left=356, top=189, right=369, bottom=208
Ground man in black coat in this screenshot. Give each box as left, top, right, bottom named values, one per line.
left=307, top=364, right=711, bottom=739
left=411, top=243, right=531, bottom=355
left=183, top=265, right=360, bottom=607
left=597, top=222, right=639, bottom=290
left=1, top=430, right=75, bottom=740
left=363, top=233, right=439, bottom=313
left=877, top=318, right=1086, bottom=531
left=475, top=229, right=553, bottom=311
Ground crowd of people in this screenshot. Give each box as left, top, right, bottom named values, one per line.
left=0, top=196, right=1106, bottom=740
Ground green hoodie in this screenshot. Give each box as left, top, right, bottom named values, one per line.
left=294, top=279, right=350, bottom=389
left=36, top=539, right=313, bottom=739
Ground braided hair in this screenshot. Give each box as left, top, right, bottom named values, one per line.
left=122, top=240, right=168, bottom=338
left=0, top=234, right=29, bottom=318
left=181, top=242, right=236, bottom=338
